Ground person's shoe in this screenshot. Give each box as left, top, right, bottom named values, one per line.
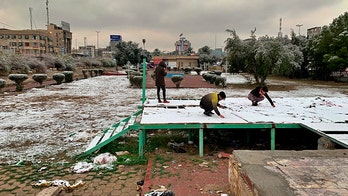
left=163, top=100, right=170, bottom=103
left=203, top=111, right=212, bottom=116
left=158, top=100, right=162, bottom=103
left=252, top=101, right=258, bottom=106
left=209, top=111, right=214, bottom=115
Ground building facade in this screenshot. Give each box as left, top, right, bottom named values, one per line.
left=307, top=27, right=322, bottom=38
left=0, top=23, right=72, bottom=56
left=175, top=37, right=191, bottom=55
left=153, top=55, right=199, bottom=70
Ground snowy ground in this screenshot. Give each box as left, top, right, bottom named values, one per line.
left=0, top=73, right=347, bottom=164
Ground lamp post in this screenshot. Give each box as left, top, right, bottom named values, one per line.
left=96, top=31, right=100, bottom=57
left=142, top=39, right=146, bottom=50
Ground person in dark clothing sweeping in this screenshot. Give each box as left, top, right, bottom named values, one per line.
left=247, top=86, right=275, bottom=107
left=155, top=61, right=169, bottom=103
left=200, top=91, right=226, bottom=118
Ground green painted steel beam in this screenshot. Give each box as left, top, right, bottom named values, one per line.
left=199, top=128, right=203, bottom=157
left=138, top=129, right=146, bottom=157
left=276, top=124, right=302, bottom=129
left=271, top=128, right=275, bottom=150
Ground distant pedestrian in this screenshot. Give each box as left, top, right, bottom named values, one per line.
left=200, top=91, right=226, bottom=118
left=155, top=61, right=169, bottom=103
left=247, top=86, right=275, bottom=107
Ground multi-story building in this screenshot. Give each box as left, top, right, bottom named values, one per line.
left=0, top=23, right=72, bottom=56
left=307, top=27, right=322, bottom=38
left=175, top=37, right=191, bottom=54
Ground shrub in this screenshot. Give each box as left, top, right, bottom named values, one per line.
left=210, top=70, right=222, bottom=76
left=171, top=75, right=184, bottom=88
left=130, top=76, right=143, bottom=88
left=194, top=67, right=202, bottom=75
left=52, top=73, right=65, bottom=84
left=9, top=74, right=28, bottom=91
left=202, top=73, right=213, bottom=82
left=0, top=79, right=6, bottom=92
left=100, top=58, right=116, bottom=67
left=210, top=75, right=218, bottom=84
left=183, top=67, right=192, bottom=74
left=32, top=74, right=48, bottom=86
left=27, top=57, right=47, bottom=73
left=65, top=63, right=75, bottom=71
left=0, top=63, right=10, bottom=76
left=214, top=76, right=226, bottom=87
left=151, top=72, right=156, bottom=80
left=82, top=69, right=88, bottom=79
left=62, top=71, right=74, bottom=83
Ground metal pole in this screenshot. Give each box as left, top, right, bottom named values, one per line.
left=141, top=58, right=147, bottom=105
left=199, top=128, right=204, bottom=157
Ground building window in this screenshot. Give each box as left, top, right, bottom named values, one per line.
left=33, top=35, right=37, bottom=40
left=25, top=35, right=29, bottom=39
left=12, top=35, right=16, bottom=39
left=11, top=42, right=17, bottom=46
left=25, top=42, right=30, bottom=46
left=18, top=35, right=22, bottom=39
left=18, top=42, right=23, bottom=46
left=0, top=35, right=3, bottom=39
left=5, top=35, right=10, bottom=39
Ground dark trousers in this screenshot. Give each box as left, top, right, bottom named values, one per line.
left=157, top=85, right=166, bottom=101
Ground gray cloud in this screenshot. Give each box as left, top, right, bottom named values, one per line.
left=0, top=0, right=347, bottom=51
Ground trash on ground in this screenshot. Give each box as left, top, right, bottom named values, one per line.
left=93, top=152, right=117, bottom=164
left=116, top=151, right=130, bottom=156
left=32, top=179, right=85, bottom=191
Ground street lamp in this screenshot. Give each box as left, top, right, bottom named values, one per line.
left=96, top=31, right=100, bottom=57
left=142, top=39, right=146, bottom=50
left=96, top=31, right=100, bottom=49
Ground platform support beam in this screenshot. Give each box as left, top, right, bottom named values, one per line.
left=199, top=128, right=203, bottom=157
left=139, top=129, right=146, bottom=157
left=271, top=127, right=275, bottom=150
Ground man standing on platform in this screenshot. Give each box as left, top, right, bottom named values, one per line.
left=155, top=61, right=169, bottom=103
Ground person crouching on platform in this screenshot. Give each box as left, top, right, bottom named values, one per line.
left=200, top=91, right=226, bottom=118
left=247, top=86, right=275, bottom=107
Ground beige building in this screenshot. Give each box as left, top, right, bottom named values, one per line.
left=307, top=27, right=322, bottom=38
left=0, top=23, right=72, bottom=56
left=153, top=55, right=199, bottom=70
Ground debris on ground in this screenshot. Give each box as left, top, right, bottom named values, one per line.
left=71, top=152, right=118, bottom=173
left=93, top=152, right=117, bottom=164
left=115, top=150, right=130, bottom=156
left=71, top=162, right=94, bottom=173
left=167, top=142, right=186, bottom=153
left=217, top=152, right=232, bottom=159
left=144, top=185, right=175, bottom=196
left=32, top=179, right=85, bottom=191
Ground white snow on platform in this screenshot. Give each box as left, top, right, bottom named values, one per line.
left=142, top=97, right=348, bottom=125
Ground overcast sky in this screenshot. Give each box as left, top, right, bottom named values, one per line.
left=1, top=0, right=347, bottom=52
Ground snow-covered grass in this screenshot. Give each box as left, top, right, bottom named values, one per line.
left=0, top=74, right=347, bottom=164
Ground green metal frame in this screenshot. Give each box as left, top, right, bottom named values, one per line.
left=137, top=123, right=304, bottom=157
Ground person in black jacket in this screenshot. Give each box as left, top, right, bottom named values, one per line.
left=247, top=86, right=275, bottom=107
left=155, top=61, right=169, bottom=103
